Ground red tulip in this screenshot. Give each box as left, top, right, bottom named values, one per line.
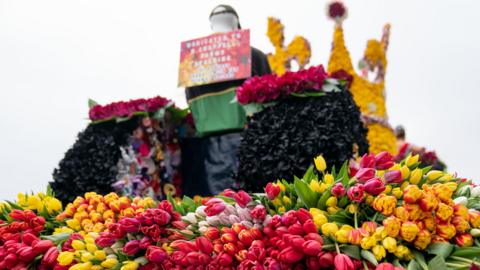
left=305, top=233, right=323, bottom=244
left=355, top=168, right=375, bottom=183
left=119, top=217, right=141, bottom=233
left=318, top=251, right=334, bottom=268
left=22, top=233, right=38, bottom=246
left=18, top=246, right=36, bottom=262
left=265, top=183, right=281, bottom=200
left=223, top=189, right=236, bottom=198
left=41, top=246, right=59, bottom=266
left=234, top=191, right=252, bottom=208
left=303, top=240, right=322, bottom=256
left=4, top=253, right=18, bottom=269
left=375, top=152, right=394, bottom=170
left=238, top=230, right=255, bottom=246
left=217, top=253, right=233, bottom=266
left=334, top=254, right=354, bottom=270
left=295, top=208, right=312, bottom=224
left=186, top=251, right=201, bottom=266
left=278, top=246, right=304, bottom=263
left=364, top=178, right=386, bottom=195
left=196, top=236, right=213, bottom=254
left=205, top=202, right=226, bottom=216
left=247, top=245, right=267, bottom=262
left=251, top=205, right=267, bottom=221
left=384, top=170, right=402, bottom=184
left=146, top=246, right=168, bottom=263
left=360, top=153, right=376, bottom=169
left=122, top=240, right=140, bottom=255
left=331, top=183, right=346, bottom=197
left=204, top=227, right=220, bottom=241
left=95, top=232, right=116, bottom=247
left=376, top=262, right=396, bottom=270
left=303, top=219, right=318, bottom=234
left=33, top=240, right=54, bottom=254
left=347, top=184, right=365, bottom=203
left=306, top=256, right=321, bottom=270
left=223, top=243, right=239, bottom=256
left=290, top=236, right=306, bottom=250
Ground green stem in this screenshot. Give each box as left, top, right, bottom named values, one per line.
left=335, top=242, right=341, bottom=254
left=362, top=260, right=369, bottom=270
left=370, top=211, right=379, bottom=222
left=354, top=208, right=358, bottom=229
left=450, top=256, right=480, bottom=266
left=445, top=262, right=469, bottom=269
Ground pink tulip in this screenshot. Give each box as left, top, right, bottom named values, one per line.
left=347, top=184, right=365, bottom=203
left=359, top=153, right=376, bottom=168
left=331, top=183, right=346, bottom=197
left=364, top=178, right=386, bottom=195
left=375, top=152, right=394, bottom=170
left=384, top=170, right=402, bottom=184
left=334, top=254, right=354, bottom=270
left=355, top=168, right=375, bottom=183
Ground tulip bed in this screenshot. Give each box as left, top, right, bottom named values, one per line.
left=1, top=152, right=480, bottom=270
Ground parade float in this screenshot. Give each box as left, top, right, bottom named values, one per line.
left=1, top=1, right=473, bottom=269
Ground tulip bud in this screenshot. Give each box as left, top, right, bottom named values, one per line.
left=355, top=168, right=375, bottom=183
left=146, top=246, right=168, bottom=263
left=334, top=254, right=354, bottom=270
left=331, top=183, right=346, bottom=197
left=265, top=183, right=281, bottom=200
left=403, top=185, right=423, bottom=204
left=314, top=155, right=327, bottom=172
left=122, top=240, right=140, bottom=256
left=306, top=256, right=321, bottom=270
left=427, top=170, right=443, bottom=181
left=471, top=186, right=480, bottom=198
left=217, top=253, right=233, bottom=266
left=470, top=228, right=480, bottom=237
left=375, top=152, right=394, bottom=170
left=318, top=251, right=334, bottom=268
left=195, top=236, right=213, bottom=254
left=359, top=153, right=376, bottom=169
left=303, top=240, right=322, bottom=256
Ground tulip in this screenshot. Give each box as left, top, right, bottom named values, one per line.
left=471, top=186, right=480, bottom=198
left=400, top=222, right=419, bottom=242
left=194, top=236, right=213, bottom=254
left=217, top=253, right=233, bottom=266
left=265, top=183, right=281, bottom=200
left=383, top=216, right=401, bottom=238
left=436, top=222, right=456, bottom=239
left=22, top=232, right=38, bottom=246
left=42, top=246, right=59, bottom=266
left=403, top=185, right=423, bottom=204
left=375, top=152, right=394, bottom=170
left=469, top=211, right=480, bottom=228
left=454, top=233, right=473, bottom=247
left=314, top=155, right=327, bottom=172
left=427, top=170, right=443, bottom=181
left=372, top=245, right=386, bottom=261
left=101, top=258, right=119, bottom=268
left=452, top=216, right=470, bottom=233
left=418, top=192, right=438, bottom=212
left=318, top=251, right=334, bottom=268
left=123, top=240, right=140, bottom=256
left=413, top=229, right=431, bottom=250
left=334, top=254, right=354, bottom=270
left=408, top=168, right=422, bottom=185
left=359, top=153, right=376, bottom=169
left=33, top=240, right=54, bottom=254
left=278, top=246, right=303, bottom=263
left=331, top=183, right=346, bottom=197
left=470, top=228, right=480, bottom=237
left=57, top=251, right=74, bottom=266
left=355, top=168, right=375, bottom=183
left=19, top=246, right=36, bottom=262
left=302, top=240, right=322, bottom=256
left=306, top=256, right=321, bottom=270
left=321, top=222, right=339, bottom=237
left=234, top=190, right=252, bottom=208
left=223, top=189, right=236, bottom=198
left=436, top=203, right=453, bottom=222
left=119, top=217, right=140, bottom=233
left=382, top=237, right=397, bottom=253
left=376, top=262, right=396, bottom=270
left=364, top=178, right=385, bottom=195
left=145, top=246, right=168, bottom=263
left=373, top=194, right=397, bottom=216
left=251, top=205, right=267, bottom=221
left=453, top=196, right=468, bottom=206
left=384, top=170, right=402, bottom=184
left=347, top=184, right=364, bottom=203
left=204, top=202, right=226, bottom=216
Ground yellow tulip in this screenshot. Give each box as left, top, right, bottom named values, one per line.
left=372, top=245, right=386, bottom=260
left=323, top=174, right=335, bottom=184
left=382, top=236, right=397, bottom=253
left=335, top=229, right=350, bottom=243
left=321, top=222, right=339, bottom=237
left=121, top=261, right=139, bottom=270
left=72, top=240, right=86, bottom=251
left=94, top=250, right=106, bottom=261
left=427, top=170, right=443, bottom=181
left=309, top=180, right=321, bottom=193
left=101, top=258, right=119, bottom=269
left=400, top=165, right=410, bottom=179
left=406, top=154, right=419, bottom=168
left=81, top=252, right=94, bottom=263
left=57, top=251, right=75, bottom=266
left=409, top=168, right=422, bottom=185
left=326, top=197, right=337, bottom=207
left=313, top=214, right=328, bottom=228
left=314, top=155, right=327, bottom=172
left=360, top=236, right=377, bottom=250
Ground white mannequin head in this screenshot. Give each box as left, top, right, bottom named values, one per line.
left=209, top=5, right=241, bottom=33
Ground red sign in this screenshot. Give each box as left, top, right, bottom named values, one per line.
left=178, top=29, right=251, bottom=87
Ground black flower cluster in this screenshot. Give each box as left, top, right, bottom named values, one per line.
left=236, top=90, right=369, bottom=192
left=50, top=120, right=138, bottom=203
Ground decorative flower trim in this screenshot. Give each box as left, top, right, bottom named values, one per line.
left=361, top=114, right=393, bottom=131
left=88, top=96, right=173, bottom=123
left=236, top=65, right=352, bottom=106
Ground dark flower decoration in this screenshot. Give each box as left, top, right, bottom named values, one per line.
left=235, top=90, right=369, bottom=192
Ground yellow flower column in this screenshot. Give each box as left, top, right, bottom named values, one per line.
left=327, top=24, right=397, bottom=155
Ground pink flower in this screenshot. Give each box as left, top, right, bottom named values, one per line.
left=251, top=205, right=267, bottom=221
left=119, top=217, right=140, bottom=233
left=375, top=152, right=394, bottom=170
left=145, top=246, right=168, bottom=263
left=331, top=183, right=346, bottom=197
left=384, top=170, right=402, bottom=184
left=364, top=178, right=385, bottom=195
left=223, top=189, right=236, bottom=198
left=334, top=254, right=354, bottom=270
left=347, top=184, right=365, bottom=203
left=355, top=168, right=375, bottom=183
left=234, top=190, right=252, bottom=208
left=123, top=240, right=140, bottom=256
left=265, top=183, right=281, bottom=200
left=204, top=201, right=226, bottom=217
left=359, top=153, right=376, bottom=169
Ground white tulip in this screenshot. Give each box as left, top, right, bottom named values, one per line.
left=198, top=226, right=208, bottom=234
left=182, top=212, right=197, bottom=224
left=195, top=206, right=207, bottom=217
left=453, top=196, right=468, bottom=206
left=206, top=215, right=221, bottom=226
left=229, top=215, right=241, bottom=224
left=457, top=185, right=472, bottom=196
left=471, top=186, right=480, bottom=198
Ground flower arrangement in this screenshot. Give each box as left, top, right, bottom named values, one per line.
left=88, top=96, right=172, bottom=122
left=2, top=153, right=480, bottom=269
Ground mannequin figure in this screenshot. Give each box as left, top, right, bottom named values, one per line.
left=183, top=4, right=271, bottom=196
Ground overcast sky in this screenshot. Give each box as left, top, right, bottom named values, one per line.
left=1, top=0, right=479, bottom=200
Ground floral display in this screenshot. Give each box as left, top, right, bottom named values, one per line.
left=88, top=96, right=172, bottom=122
left=1, top=152, right=480, bottom=269
left=266, top=17, right=311, bottom=76
left=235, top=73, right=368, bottom=192
left=327, top=1, right=397, bottom=154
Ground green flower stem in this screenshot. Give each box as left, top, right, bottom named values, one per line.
left=445, top=262, right=469, bottom=269
left=362, top=260, right=369, bottom=270
left=335, top=242, right=341, bottom=254
left=354, top=208, right=358, bottom=229
left=450, top=256, right=480, bottom=266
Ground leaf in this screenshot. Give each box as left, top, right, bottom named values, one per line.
left=152, top=108, right=166, bottom=120
left=427, top=255, right=448, bottom=270
left=243, top=103, right=264, bottom=115
left=338, top=196, right=349, bottom=208
left=303, top=91, right=326, bottom=97
left=302, top=166, right=315, bottom=184
left=316, top=190, right=331, bottom=210
left=181, top=196, right=196, bottom=212
left=341, top=245, right=360, bottom=260
left=167, top=193, right=184, bottom=215
left=361, top=249, right=378, bottom=266
left=451, top=247, right=480, bottom=258
left=290, top=92, right=307, bottom=98
left=216, top=196, right=236, bottom=204
left=407, top=259, right=421, bottom=270
left=426, top=243, right=454, bottom=259
left=337, top=161, right=350, bottom=186
left=88, top=99, right=99, bottom=109
left=115, top=116, right=131, bottom=123
left=41, top=233, right=72, bottom=245
left=294, top=178, right=318, bottom=208
left=413, top=250, right=428, bottom=270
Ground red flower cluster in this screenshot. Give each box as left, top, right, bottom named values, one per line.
left=0, top=210, right=57, bottom=270
left=96, top=200, right=182, bottom=257
left=328, top=1, right=347, bottom=19
left=237, top=65, right=333, bottom=105
left=88, top=96, right=171, bottom=121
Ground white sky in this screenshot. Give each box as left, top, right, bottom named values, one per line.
left=1, top=0, right=479, bottom=200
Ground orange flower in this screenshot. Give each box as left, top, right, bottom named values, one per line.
left=413, top=229, right=431, bottom=250
left=454, top=234, right=473, bottom=247
left=372, top=194, right=397, bottom=216
left=404, top=204, right=422, bottom=221
left=418, top=191, right=438, bottom=212
left=453, top=204, right=469, bottom=220
left=435, top=203, right=453, bottom=222
left=361, top=221, right=377, bottom=234
left=436, top=222, right=456, bottom=240
left=348, top=228, right=368, bottom=245
left=469, top=211, right=480, bottom=228
left=383, top=216, right=401, bottom=238
left=451, top=216, right=470, bottom=233
left=400, top=222, right=419, bottom=242
left=394, top=206, right=409, bottom=222
left=403, top=185, right=423, bottom=204
left=423, top=216, right=436, bottom=232
left=433, top=184, right=453, bottom=203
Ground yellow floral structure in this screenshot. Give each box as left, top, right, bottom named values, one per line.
left=266, top=17, right=311, bottom=75
left=327, top=16, right=397, bottom=154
